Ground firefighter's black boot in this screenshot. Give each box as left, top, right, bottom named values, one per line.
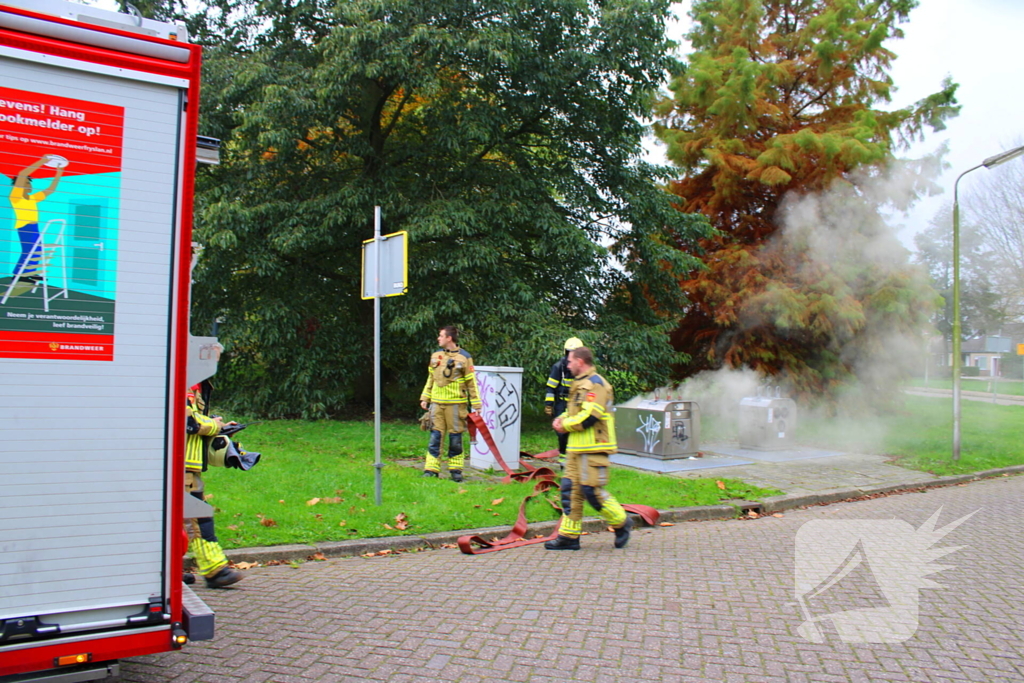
left=422, top=470, right=438, bottom=478
left=614, top=516, right=633, bottom=549
left=450, top=470, right=464, bottom=483
left=544, top=535, right=581, bottom=551
left=183, top=573, right=195, bottom=585
left=205, top=566, right=243, bottom=589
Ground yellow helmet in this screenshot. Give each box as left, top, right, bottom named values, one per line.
left=564, top=337, right=583, bottom=352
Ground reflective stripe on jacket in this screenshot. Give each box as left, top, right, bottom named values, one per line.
left=544, top=357, right=572, bottom=408
left=420, top=347, right=482, bottom=408
left=560, top=368, right=616, bottom=455
left=186, top=399, right=220, bottom=472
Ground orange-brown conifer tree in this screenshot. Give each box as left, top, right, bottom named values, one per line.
left=657, top=0, right=959, bottom=404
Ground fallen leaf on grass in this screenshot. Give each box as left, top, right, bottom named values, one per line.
left=492, top=513, right=499, bottom=516
left=256, top=514, right=277, bottom=527
left=278, top=499, right=286, bottom=504
left=338, top=520, right=347, bottom=527
left=395, top=513, right=409, bottom=530
left=383, top=523, right=394, bottom=530
left=203, top=494, right=214, bottom=501
left=227, top=524, right=238, bottom=531
left=323, top=497, right=343, bottom=504
left=715, top=481, right=726, bottom=490
left=457, top=488, right=468, bottom=494
left=659, top=522, right=675, bottom=527
left=491, top=497, right=505, bottom=506
left=306, top=497, right=321, bottom=506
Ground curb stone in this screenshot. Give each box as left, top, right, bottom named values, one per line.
left=196, top=464, right=1024, bottom=570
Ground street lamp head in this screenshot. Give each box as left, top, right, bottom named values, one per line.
left=982, top=144, right=1024, bottom=169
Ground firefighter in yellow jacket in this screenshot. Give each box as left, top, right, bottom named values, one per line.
left=546, top=346, right=632, bottom=550
left=419, top=326, right=481, bottom=482
left=185, top=381, right=243, bottom=588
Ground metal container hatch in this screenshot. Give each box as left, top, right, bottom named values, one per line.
left=616, top=398, right=700, bottom=459
left=738, top=386, right=796, bottom=450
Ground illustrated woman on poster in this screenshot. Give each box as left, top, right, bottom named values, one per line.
left=8, top=154, right=64, bottom=292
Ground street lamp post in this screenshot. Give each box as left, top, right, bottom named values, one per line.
left=951, top=144, right=1024, bottom=461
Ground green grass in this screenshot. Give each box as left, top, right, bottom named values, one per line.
left=784, top=394, right=1024, bottom=476
left=203, top=416, right=779, bottom=549
left=908, top=377, right=1024, bottom=396
left=202, top=393, right=1024, bottom=549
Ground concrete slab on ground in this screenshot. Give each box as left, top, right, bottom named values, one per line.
left=670, top=450, right=938, bottom=495
left=702, top=442, right=845, bottom=462
left=611, top=451, right=752, bottom=472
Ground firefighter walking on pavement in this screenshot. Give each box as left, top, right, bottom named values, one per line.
left=546, top=346, right=631, bottom=550
left=419, top=326, right=482, bottom=482
left=544, top=337, right=583, bottom=467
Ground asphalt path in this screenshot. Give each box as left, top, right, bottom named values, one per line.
left=115, top=475, right=1024, bottom=682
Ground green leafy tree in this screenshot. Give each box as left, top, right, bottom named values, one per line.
left=189, top=0, right=711, bottom=417
left=655, top=0, right=959, bottom=406
left=914, top=204, right=1006, bottom=341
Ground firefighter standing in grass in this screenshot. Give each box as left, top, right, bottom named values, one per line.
left=419, top=326, right=481, bottom=482
left=546, top=346, right=632, bottom=550
left=544, top=337, right=584, bottom=467
left=184, top=381, right=243, bottom=588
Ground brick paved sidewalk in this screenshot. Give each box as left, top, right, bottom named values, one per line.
left=118, top=475, right=1024, bottom=683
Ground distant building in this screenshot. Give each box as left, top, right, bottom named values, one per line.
left=929, top=324, right=1024, bottom=378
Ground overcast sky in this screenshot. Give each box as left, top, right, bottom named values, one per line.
left=657, top=0, right=1024, bottom=250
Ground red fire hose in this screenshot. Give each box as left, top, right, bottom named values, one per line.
left=457, top=413, right=659, bottom=555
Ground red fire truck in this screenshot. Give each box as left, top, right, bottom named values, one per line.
left=1, top=0, right=218, bottom=679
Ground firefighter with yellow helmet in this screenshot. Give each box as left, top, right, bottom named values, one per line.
left=184, top=381, right=243, bottom=588
left=544, top=336, right=583, bottom=464
left=419, top=325, right=482, bottom=482
left=546, top=346, right=632, bottom=550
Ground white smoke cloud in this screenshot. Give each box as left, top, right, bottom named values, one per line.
left=624, top=156, right=944, bottom=447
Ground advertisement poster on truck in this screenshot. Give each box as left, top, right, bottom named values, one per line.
left=0, top=85, right=124, bottom=361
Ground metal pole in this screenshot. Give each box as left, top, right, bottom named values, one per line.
left=951, top=164, right=981, bottom=462
left=952, top=175, right=963, bottom=461
left=374, top=206, right=383, bottom=505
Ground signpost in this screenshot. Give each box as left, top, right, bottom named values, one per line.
left=361, top=210, right=408, bottom=504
